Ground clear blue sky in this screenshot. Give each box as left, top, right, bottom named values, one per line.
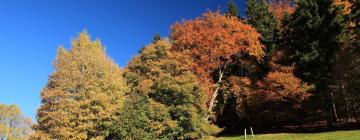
left=0, top=0, right=246, bottom=121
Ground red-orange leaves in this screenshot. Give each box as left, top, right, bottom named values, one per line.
left=257, top=70, right=311, bottom=106
left=171, top=11, right=265, bottom=91
left=269, top=0, right=294, bottom=24
left=335, top=0, right=352, bottom=14
left=226, top=76, right=252, bottom=96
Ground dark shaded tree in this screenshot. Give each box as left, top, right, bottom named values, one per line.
left=246, top=0, right=279, bottom=56
left=151, top=33, right=161, bottom=44
left=284, top=0, right=348, bottom=123
left=226, top=0, right=239, bottom=17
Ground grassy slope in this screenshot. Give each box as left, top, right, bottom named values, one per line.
left=205, top=130, right=360, bottom=140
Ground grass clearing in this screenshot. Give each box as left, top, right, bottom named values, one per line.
left=204, top=130, right=360, bottom=140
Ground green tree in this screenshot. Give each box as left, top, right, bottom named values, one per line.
left=226, top=0, right=239, bottom=17
left=111, top=40, right=219, bottom=139
left=151, top=33, right=161, bottom=44
left=0, top=104, right=32, bottom=140
left=246, top=0, right=279, bottom=56
left=285, top=0, right=347, bottom=123
left=246, top=0, right=257, bottom=20
left=32, top=31, right=128, bottom=140
left=106, top=92, right=174, bottom=139
left=349, top=0, right=360, bottom=48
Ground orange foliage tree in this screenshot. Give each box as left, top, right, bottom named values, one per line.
left=220, top=48, right=312, bottom=126
left=261, top=41, right=312, bottom=103
left=253, top=47, right=312, bottom=125
left=268, top=0, right=294, bottom=25
left=170, top=11, right=265, bottom=118
left=257, top=69, right=311, bottom=106
left=335, top=0, right=352, bottom=14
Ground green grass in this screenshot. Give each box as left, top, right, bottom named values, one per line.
left=205, top=130, right=360, bottom=140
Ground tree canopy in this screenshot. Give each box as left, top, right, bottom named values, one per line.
left=28, top=0, right=360, bottom=138
left=110, top=39, right=219, bottom=139
left=32, top=32, right=128, bottom=139
left=0, top=104, right=32, bottom=140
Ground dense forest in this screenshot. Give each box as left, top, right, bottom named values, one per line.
left=1, top=0, right=360, bottom=139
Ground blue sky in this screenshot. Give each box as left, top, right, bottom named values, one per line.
left=0, top=0, right=246, bottom=121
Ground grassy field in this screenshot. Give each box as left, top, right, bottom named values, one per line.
left=205, top=130, right=360, bottom=140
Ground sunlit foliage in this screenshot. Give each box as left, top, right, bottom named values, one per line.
left=32, top=31, right=128, bottom=140
left=0, top=104, right=32, bottom=140
left=171, top=11, right=265, bottom=116
left=109, top=39, right=220, bottom=139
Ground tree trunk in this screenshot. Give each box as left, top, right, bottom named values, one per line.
left=336, top=48, right=352, bottom=123
left=340, top=79, right=351, bottom=122
left=207, top=65, right=226, bottom=120
left=329, top=91, right=339, bottom=122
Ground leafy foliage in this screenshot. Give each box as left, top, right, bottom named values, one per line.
left=171, top=11, right=264, bottom=85
left=106, top=92, right=175, bottom=139
left=27, top=0, right=360, bottom=137
left=285, top=0, right=345, bottom=86
left=268, top=0, right=294, bottom=23
left=280, top=0, right=357, bottom=124
left=226, top=0, right=239, bottom=17
left=33, top=31, right=128, bottom=139
left=109, top=39, right=220, bottom=139
left=246, top=0, right=279, bottom=56
left=152, top=33, right=162, bottom=44
left=349, top=0, right=360, bottom=48
left=171, top=12, right=265, bottom=118
left=0, top=104, right=32, bottom=140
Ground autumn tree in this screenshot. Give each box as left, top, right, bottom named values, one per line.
left=254, top=50, right=312, bottom=125
left=171, top=11, right=265, bottom=119
left=268, top=0, right=294, bottom=23
left=216, top=46, right=312, bottom=129
left=32, top=31, right=128, bottom=140
left=0, top=104, right=32, bottom=140
left=335, top=0, right=352, bottom=14
left=109, top=40, right=219, bottom=139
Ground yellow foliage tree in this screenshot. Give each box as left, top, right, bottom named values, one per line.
left=32, top=31, right=128, bottom=140
left=0, top=104, right=32, bottom=140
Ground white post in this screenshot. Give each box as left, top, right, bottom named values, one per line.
left=244, top=129, right=247, bottom=140
left=250, top=127, right=254, bottom=137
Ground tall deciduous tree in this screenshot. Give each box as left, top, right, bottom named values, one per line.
left=255, top=52, right=312, bottom=125
left=111, top=40, right=219, bottom=139
left=0, top=104, right=32, bottom=140
left=170, top=11, right=265, bottom=119
left=32, top=31, right=128, bottom=139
